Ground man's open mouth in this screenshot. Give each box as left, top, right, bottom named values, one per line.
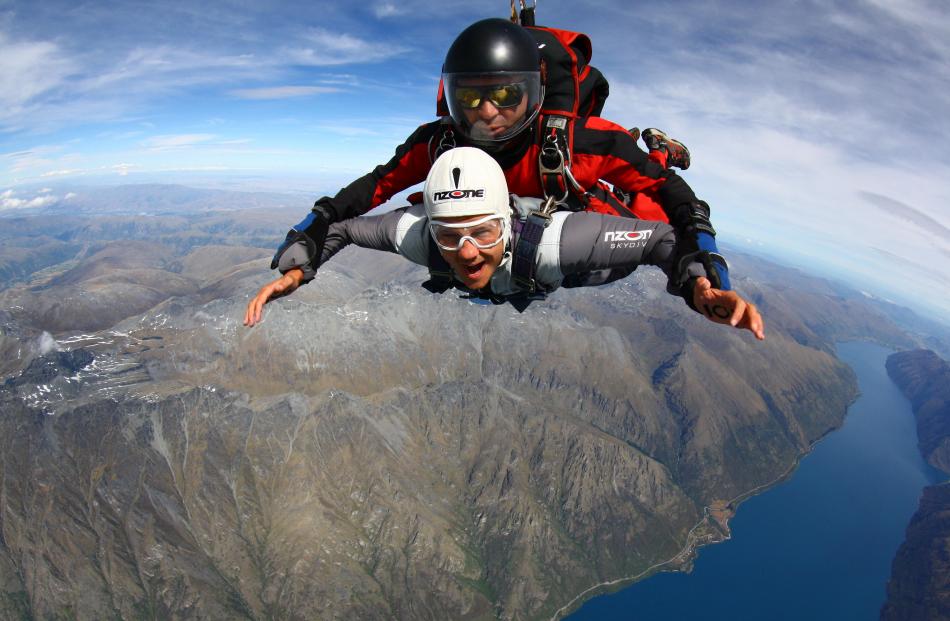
left=461, top=263, right=484, bottom=278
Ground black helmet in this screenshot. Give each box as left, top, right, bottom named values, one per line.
left=442, top=18, right=543, bottom=144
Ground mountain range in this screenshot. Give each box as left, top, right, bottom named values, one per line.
left=0, top=185, right=946, bottom=620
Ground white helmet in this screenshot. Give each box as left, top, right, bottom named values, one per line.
left=423, top=147, right=512, bottom=221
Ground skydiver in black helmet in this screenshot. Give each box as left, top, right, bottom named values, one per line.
left=251, top=18, right=739, bottom=322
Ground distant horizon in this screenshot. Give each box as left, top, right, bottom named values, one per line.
left=3, top=174, right=948, bottom=327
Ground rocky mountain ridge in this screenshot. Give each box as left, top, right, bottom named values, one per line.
left=881, top=349, right=950, bottom=621
left=885, top=350, right=950, bottom=471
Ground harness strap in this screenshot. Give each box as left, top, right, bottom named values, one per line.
left=588, top=183, right=636, bottom=218
left=422, top=235, right=455, bottom=293
left=428, top=118, right=457, bottom=164
left=511, top=212, right=551, bottom=292
left=538, top=115, right=589, bottom=209
left=512, top=0, right=536, bottom=26
left=511, top=196, right=557, bottom=294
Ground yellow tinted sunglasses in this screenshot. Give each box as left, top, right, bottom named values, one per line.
left=453, top=83, right=526, bottom=110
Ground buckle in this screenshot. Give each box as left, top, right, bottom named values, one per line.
left=539, top=134, right=565, bottom=175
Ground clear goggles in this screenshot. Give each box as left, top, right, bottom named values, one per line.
left=428, top=214, right=508, bottom=252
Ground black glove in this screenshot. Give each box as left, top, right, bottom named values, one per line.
left=270, top=210, right=330, bottom=279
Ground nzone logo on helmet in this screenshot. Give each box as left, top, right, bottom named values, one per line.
left=432, top=189, right=486, bottom=201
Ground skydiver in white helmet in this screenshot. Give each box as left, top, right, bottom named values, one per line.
left=245, top=148, right=764, bottom=340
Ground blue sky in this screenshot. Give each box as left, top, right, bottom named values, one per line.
left=2, top=0, right=949, bottom=320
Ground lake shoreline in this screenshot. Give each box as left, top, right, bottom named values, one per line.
left=552, top=386, right=860, bottom=621
left=565, top=341, right=939, bottom=620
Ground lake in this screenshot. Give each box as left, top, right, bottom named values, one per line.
left=566, top=341, right=945, bottom=621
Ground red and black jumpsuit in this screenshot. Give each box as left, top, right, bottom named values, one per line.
left=300, top=115, right=730, bottom=289
left=312, top=116, right=693, bottom=224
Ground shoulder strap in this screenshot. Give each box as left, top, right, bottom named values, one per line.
left=511, top=196, right=557, bottom=293
left=513, top=0, right=536, bottom=26
left=538, top=115, right=591, bottom=209
left=427, top=117, right=457, bottom=164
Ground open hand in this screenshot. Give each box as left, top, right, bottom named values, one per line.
left=244, top=268, right=304, bottom=327
left=692, top=277, right=765, bottom=340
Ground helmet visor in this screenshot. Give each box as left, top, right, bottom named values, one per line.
left=443, top=71, right=542, bottom=143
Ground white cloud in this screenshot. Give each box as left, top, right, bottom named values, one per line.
left=373, top=2, right=405, bottom=18
left=112, top=163, right=137, bottom=176
left=230, top=85, right=341, bottom=99
left=867, top=0, right=950, bottom=41
left=153, top=165, right=234, bottom=173
left=283, top=29, right=408, bottom=66
left=0, top=20, right=406, bottom=137
left=39, top=169, right=83, bottom=178
left=0, top=189, right=59, bottom=210
left=96, top=129, right=147, bottom=140
left=596, top=0, right=950, bottom=318
left=0, top=32, right=75, bottom=114
left=6, top=147, right=59, bottom=174
left=313, top=73, right=358, bottom=85
left=81, top=46, right=260, bottom=93
left=142, top=134, right=216, bottom=150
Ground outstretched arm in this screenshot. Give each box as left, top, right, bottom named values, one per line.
left=552, top=211, right=764, bottom=339
left=691, top=276, right=765, bottom=340
left=244, top=208, right=411, bottom=328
